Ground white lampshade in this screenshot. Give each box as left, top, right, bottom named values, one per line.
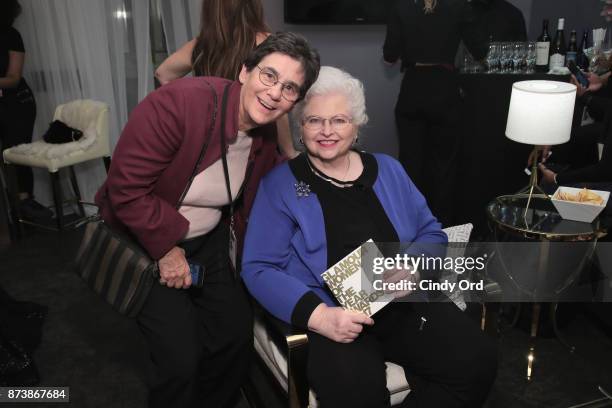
left=505, top=80, right=577, bottom=145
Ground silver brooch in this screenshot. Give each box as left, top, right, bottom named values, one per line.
left=294, top=181, right=311, bottom=198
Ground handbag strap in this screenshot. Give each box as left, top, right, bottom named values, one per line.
left=219, top=84, right=235, bottom=216
left=175, top=80, right=222, bottom=208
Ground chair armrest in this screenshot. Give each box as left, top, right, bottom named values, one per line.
left=258, top=308, right=310, bottom=408
left=264, top=312, right=309, bottom=349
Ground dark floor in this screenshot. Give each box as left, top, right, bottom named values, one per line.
left=1, top=225, right=612, bottom=408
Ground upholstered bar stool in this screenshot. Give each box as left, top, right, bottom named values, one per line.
left=3, top=99, right=110, bottom=231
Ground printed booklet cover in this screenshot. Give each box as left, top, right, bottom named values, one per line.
left=321, top=239, right=395, bottom=317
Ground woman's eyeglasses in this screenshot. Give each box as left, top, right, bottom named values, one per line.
left=302, top=115, right=353, bottom=131
left=257, top=66, right=301, bottom=102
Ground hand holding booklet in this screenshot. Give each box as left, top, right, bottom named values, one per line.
left=321, top=239, right=396, bottom=317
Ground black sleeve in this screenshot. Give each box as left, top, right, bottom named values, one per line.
left=515, top=12, right=528, bottom=42
left=8, top=27, right=25, bottom=53
left=461, top=3, right=487, bottom=60
left=557, top=131, right=611, bottom=184
left=290, top=291, right=324, bottom=330
left=556, top=161, right=611, bottom=184
left=383, top=0, right=402, bottom=64
left=584, top=93, right=612, bottom=119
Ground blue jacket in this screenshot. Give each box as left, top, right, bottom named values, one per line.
left=241, top=153, right=447, bottom=324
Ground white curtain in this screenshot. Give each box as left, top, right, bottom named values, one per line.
left=132, top=0, right=154, bottom=101
left=160, top=0, right=201, bottom=54
left=14, top=0, right=153, bottom=209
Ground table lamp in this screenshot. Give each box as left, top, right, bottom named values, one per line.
left=505, top=80, right=576, bottom=220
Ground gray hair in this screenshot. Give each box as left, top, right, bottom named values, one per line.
left=293, top=66, right=368, bottom=128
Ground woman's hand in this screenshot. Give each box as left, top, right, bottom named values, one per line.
left=571, top=73, right=604, bottom=97
left=538, top=163, right=557, bottom=184
left=527, top=146, right=551, bottom=166
left=307, top=304, right=374, bottom=343
left=158, top=246, right=192, bottom=289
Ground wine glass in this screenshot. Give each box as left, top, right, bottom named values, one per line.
left=526, top=42, right=537, bottom=73
left=500, top=42, right=513, bottom=73
left=485, top=42, right=500, bottom=73
left=512, top=42, right=525, bottom=73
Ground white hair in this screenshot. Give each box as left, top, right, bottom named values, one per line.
left=293, top=66, right=369, bottom=128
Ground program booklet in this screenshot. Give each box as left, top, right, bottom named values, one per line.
left=321, top=239, right=394, bottom=317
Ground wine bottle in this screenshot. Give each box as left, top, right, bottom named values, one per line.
left=536, top=19, right=551, bottom=72
left=577, top=29, right=590, bottom=71
left=566, top=30, right=578, bottom=65
left=549, top=18, right=566, bottom=70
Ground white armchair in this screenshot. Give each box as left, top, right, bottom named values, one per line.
left=3, top=99, right=110, bottom=230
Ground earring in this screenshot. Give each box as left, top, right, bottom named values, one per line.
left=353, top=136, right=359, bottom=145
left=299, top=137, right=304, bottom=145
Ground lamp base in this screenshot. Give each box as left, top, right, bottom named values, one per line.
left=513, top=161, right=551, bottom=226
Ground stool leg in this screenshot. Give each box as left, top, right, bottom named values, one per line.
left=68, top=166, right=85, bottom=217
left=50, top=171, right=64, bottom=230
left=103, top=157, right=111, bottom=173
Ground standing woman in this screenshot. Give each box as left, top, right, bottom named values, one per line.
left=155, top=0, right=297, bottom=158
left=0, top=0, right=51, bottom=221
left=97, top=33, right=320, bottom=408
left=383, top=0, right=485, bottom=226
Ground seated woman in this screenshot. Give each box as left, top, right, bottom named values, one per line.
left=241, top=66, right=497, bottom=408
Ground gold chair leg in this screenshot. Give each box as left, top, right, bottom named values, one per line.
left=287, top=334, right=309, bottom=408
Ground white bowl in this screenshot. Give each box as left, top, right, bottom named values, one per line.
left=550, top=186, right=610, bottom=223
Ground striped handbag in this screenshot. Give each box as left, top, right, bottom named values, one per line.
left=74, top=218, right=158, bottom=317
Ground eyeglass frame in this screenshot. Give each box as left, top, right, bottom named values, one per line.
left=256, top=65, right=302, bottom=102
left=301, top=114, right=354, bottom=131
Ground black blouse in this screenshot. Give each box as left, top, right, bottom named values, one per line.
left=288, top=152, right=399, bottom=328
left=383, top=0, right=487, bottom=69
left=1, top=27, right=28, bottom=93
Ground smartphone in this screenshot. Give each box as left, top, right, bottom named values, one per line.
left=567, top=60, right=589, bottom=88
left=189, top=263, right=205, bottom=288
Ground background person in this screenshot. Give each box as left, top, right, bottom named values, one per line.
left=538, top=76, right=612, bottom=212
left=0, top=0, right=52, bottom=222
left=155, top=0, right=297, bottom=158
left=242, top=66, right=497, bottom=408
left=96, top=32, right=320, bottom=408
left=383, top=0, right=486, bottom=227
left=471, top=0, right=527, bottom=42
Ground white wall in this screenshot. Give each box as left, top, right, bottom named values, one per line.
left=528, top=0, right=604, bottom=41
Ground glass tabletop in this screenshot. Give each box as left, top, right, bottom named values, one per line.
left=486, top=194, right=603, bottom=240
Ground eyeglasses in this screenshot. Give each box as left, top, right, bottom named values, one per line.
left=256, top=66, right=301, bottom=102
left=302, top=115, right=353, bottom=131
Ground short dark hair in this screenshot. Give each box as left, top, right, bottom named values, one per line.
left=0, top=0, right=22, bottom=28
left=243, top=32, right=320, bottom=101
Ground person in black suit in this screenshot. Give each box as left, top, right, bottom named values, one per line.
left=383, top=0, right=486, bottom=227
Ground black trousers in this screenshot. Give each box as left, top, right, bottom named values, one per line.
left=0, top=88, right=36, bottom=196
left=395, top=67, right=463, bottom=227
left=307, top=301, right=497, bottom=408
left=137, top=224, right=253, bottom=408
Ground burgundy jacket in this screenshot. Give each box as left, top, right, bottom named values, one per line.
left=95, top=77, right=282, bottom=260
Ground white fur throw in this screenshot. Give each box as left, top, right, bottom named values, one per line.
left=10, top=126, right=97, bottom=159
